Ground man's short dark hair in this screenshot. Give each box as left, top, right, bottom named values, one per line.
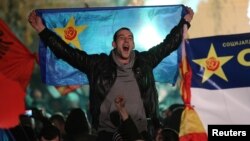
left=113, top=27, right=132, bottom=42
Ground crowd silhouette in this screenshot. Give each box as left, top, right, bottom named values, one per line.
left=1, top=103, right=184, bottom=141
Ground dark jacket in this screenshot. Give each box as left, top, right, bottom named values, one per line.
left=39, top=18, right=189, bottom=134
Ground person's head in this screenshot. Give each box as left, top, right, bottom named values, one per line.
left=19, top=114, right=36, bottom=129
left=112, top=27, right=135, bottom=62
left=39, top=125, right=61, bottom=141
left=49, top=113, right=66, bottom=135
left=155, top=128, right=179, bottom=141
left=31, top=88, right=43, bottom=100
left=64, top=108, right=91, bottom=135
left=163, top=104, right=184, bottom=133
left=161, top=128, right=179, bottom=141
left=164, top=104, right=184, bottom=118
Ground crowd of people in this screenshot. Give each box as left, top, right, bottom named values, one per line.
left=5, top=107, right=95, bottom=141
left=1, top=102, right=184, bottom=141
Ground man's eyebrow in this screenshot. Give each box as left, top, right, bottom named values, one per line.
left=118, top=34, right=133, bottom=37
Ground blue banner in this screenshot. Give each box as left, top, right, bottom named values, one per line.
left=186, top=32, right=250, bottom=89
left=37, top=5, right=185, bottom=85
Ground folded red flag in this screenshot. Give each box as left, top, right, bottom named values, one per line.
left=0, top=19, right=36, bottom=90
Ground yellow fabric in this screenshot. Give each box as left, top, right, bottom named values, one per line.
left=179, top=107, right=206, bottom=136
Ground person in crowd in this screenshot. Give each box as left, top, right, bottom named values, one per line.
left=28, top=6, right=193, bottom=141
left=49, top=113, right=66, bottom=141
left=10, top=114, right=38, bottom=141
left=162, top=104, right=185, bottom=133
left=161, top=128, right=179, bottom=141
left=29, top=88, right=48, bottom=112
left=64, top=108, right=97, bottom=141
left=113, top=95, right=145, bottom=141
left=155, top=127, right=179, bottom=141
left=39, top=124, right=61, bottom=141
left=31, top=107, right=51, bottom=136
left=155, top=104, right=185, bottom=141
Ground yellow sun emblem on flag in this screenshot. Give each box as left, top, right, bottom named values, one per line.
left=53, top=17, right=87, bottom=50
left=192, top=44, right=233, bottom=83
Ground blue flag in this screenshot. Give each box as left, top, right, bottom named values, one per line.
left=186, top=32, right=250, bottom=89
left=37, top=5, right=185, bottom=85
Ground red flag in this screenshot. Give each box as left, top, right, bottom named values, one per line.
left=0, top=73, right=25, bottom=128
left=0, top=19, right=36, bottom=90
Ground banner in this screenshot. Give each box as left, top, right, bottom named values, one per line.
left=37, top=5, right=186, bottom=85
left=0, top=19, right=36, bottom=90
left=186, top=32, right=250, bottom=131
left=0, top=19, right=32, bottom=128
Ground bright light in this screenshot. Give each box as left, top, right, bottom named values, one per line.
left=137, top=24, right=162, bottom=50
left=248, top=0, right=250, bottom=24
left=145, top=0, right=203, bottom=12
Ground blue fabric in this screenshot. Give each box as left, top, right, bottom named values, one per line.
left=37, top=5, right=185, bottom=85
left=0, top=129, right=15, bottom=141
left=186, top=32, right=250, bottom=89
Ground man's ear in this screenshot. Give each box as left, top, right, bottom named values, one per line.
left=112, top=41, right=116, bottom=49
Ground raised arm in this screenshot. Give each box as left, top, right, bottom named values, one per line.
left=27, top=10, right=98, bottom=74
left=143, top=6, right=194, bottom=68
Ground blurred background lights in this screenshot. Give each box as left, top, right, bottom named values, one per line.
left=137, top=24, right=162, bottom=50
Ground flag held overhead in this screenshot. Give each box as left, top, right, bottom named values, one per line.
left=37, top=5, right=186, bottom=85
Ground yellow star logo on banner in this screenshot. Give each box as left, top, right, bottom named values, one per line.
left=53, top=17, right=87, bottom=50
left=192, top=44, right=233, bottom=83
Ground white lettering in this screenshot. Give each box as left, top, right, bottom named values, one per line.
left=211, top=129, right=247, bottom=136
left=212, top=129, right=219, bottom=136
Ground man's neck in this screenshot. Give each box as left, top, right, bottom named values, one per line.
left=118, top=58, right=129, bottom=65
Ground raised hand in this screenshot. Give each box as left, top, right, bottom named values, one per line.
left=28, top=10, right=45, bottom=33
left=114, top=95, right=129, bottom=121
left=184, top=6, right=194, bottom=23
